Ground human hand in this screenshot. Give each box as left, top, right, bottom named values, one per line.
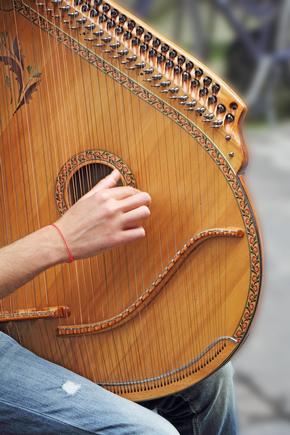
left=54, top=170, right=151, bottom=261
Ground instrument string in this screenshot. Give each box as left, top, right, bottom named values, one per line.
left=183, top=127, right=200, bottom=373
left=213, top=128, right=222, bottom=355
left=6, top=1, right=31, bottom=350
left=205, top=138, right=215, bottom=364
left=68, top=46, right=87, bottom=328
left=109, top=62, right=141, bottom=384
left=100, top=75, right=125, bottom=383
left=90, top=63, right=116, bottom=382
left=121, top=69, right=148, bottom=384
left=43, top=3, right=83, bottom=368
left=155, top=91, right=178, bottom=381
left=215, top=131, right=223, bottom=350
left=209, top=131, right=218, bottom=359
left=196, top=138, right=208, bottom=369
left=213, top=129, right=222, bottom=352
left=109, top=75, right=134, bottom=383
left=146, top=63, right=166, bottom=379
left=8, top=8, right=30, bottom=320
left=136, top=85, right=162, bottom=383
left=13, top=2, right=51, bottom=357
left=0, top=12, right=16, bottom=321
left=9, top=5, right=37, bottom=347
left=223, top=156, right=228, bottom=351
left=63, top=18, right=95, bottom=377
left=134, top=89, right=157, bottom=383
left=159, top=110, right=182, bottom=380
left=77, top=49, right=99, bottom=331
left=202, top=127, right=214, bottom=363
left=217, top=131, right=224, bottom=350
left=30, top=9, right=54, bottom=309
left=35, top=3, right=64, bottom=363
left=67, top=25, right=98, bottom=380
left=149, top=104, right=171, bottom=379
left=91, top=49, right=124, bottom=382
left=169, top=120, right=186, bottom=374
left=85, top=55, right=114, bottom=382
left=181, top=126, right=196, bottom=373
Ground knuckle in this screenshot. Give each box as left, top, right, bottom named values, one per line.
left=110, top=231, right=125, bottom=247
left=95, top=191, right=107, bottom=202
left=105, top=200, right=117, bottom=216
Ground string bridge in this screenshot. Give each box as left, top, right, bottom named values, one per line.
left=0, top=306, right=71, bottom=323
left=57, top=227, right=244, bottom=337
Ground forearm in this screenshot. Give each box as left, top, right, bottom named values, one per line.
left=0, top=226, right=66, bottom=299
left=0, top=171, right=150, bottom=300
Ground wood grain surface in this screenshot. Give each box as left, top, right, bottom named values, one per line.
left=0, top=0, right=262, bottom=401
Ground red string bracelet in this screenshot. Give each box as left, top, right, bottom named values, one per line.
left=51, top=223, right=74, bottom=263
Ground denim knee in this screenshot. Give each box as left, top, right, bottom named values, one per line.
left=133, top=413, right=180, bottom=435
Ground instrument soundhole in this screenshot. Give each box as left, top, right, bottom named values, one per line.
left=55, top=149, right=136, bottom=215
left=67, top=163, right=123, bottom=206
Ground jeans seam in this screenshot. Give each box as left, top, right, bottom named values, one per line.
left=192, top=413, right=200, bottom=435
left=0, top=398, right=97, bottom=434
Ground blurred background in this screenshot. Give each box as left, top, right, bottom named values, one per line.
left=118, top=1, right=290, bottom=434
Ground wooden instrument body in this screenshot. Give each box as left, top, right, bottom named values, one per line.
left=0, top=0, right=262, bottom=401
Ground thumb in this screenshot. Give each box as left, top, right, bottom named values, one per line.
left=80, top=169, right=121, bottom=200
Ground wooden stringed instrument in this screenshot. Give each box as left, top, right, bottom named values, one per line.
left=0, top=0, right=262, bottom=401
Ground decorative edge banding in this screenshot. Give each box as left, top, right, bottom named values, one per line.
left=0, top=305, right=71, bottom=322
left=14, top=2, right=262, bottom=342
left=55, top=149, right=136, bottom=215
left=57, top=227, right=244, bottom=336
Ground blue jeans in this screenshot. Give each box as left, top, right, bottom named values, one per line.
left=141, top=364, right=238, bottom=435
left=0, top=332, right=237, bottom=434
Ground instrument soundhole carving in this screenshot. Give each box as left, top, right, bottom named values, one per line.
left=55, top=150, right=136, bottom=214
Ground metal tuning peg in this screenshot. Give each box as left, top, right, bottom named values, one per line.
left=152, top=73, right=162, bottom=81
left=110, top=42, right=121, bottom=49
left=59, top=5, right=70, bottom=12
left=168, top=87, right=179, bottom=94
left=195, top=106, right=206, bottom=114
left=203, top=112, right=214, bottom=122
left=111, top=48, right=129, bottom=59
left=212, top=119, right=223, bottom=128
left=144, top=73, right=162, bottom=83
left=67, top=10, right=79, bottom=18
left=121, top=54, right=137, bottom=65
left=101, top=36, right=112, bottom=43
left=76, top=17, right=87, bottom=25
left=143, top=67, right=154, bottom=75
left=180, top=100, right=197, bottom=111
left=169, top=95, right=188, bottom=101
left=92, top=30, right=104, bottom=37
left=85, top=23, right=96, bottom=31
left=155, top=80, right=171, bottom=89
left=126, top=62, right=146, bottom=71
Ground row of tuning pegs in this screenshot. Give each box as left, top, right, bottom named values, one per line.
left=38, top=0, right=238, bottom=136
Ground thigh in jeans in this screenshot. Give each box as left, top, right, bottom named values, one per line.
left=0, top=333, right=179, bottom=435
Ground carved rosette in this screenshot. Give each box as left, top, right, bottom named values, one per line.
left=55, top=149, right=136, bottom=215
left=16, top=0, right=262, bottom=342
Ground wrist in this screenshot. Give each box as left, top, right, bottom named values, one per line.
left=39, top=225, right=69, bottom=266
